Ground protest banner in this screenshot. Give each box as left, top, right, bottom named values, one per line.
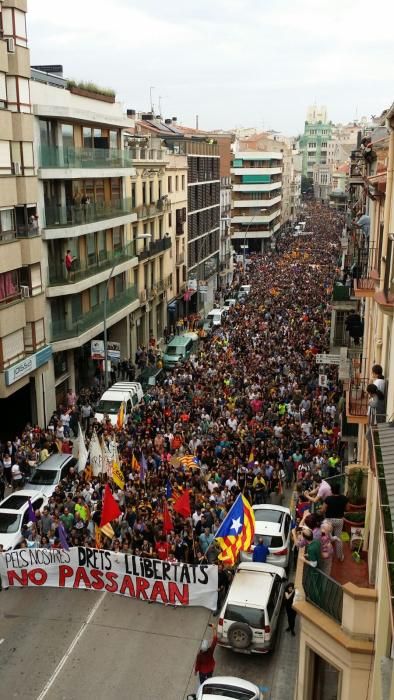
left=0, top=547, right=218, bottom=610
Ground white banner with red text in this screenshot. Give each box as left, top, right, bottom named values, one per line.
left=0, top=547, right=218, bottom=610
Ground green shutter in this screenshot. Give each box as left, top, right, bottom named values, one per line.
left=242, top=175, right=271, bottom=184
left=232, top=159, right=243, bottom=167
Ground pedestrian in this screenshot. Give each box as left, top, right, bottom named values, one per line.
left=284, top=582, right=297, bottom=636
left=322, top=482, right=348, bottom=562
left=252, top=536, right=269, bottom=563
left=194, top=624, right=217, bottom=686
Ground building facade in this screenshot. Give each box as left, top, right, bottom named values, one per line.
left=231, top=136, right=283, bottom=253
left=0, top=0, right=52, bottom=435
left=298, top=105, right=333, bottom=181
left=294, top=104, right=394, bottom=700
left=30, top=69, right=139, bottom=412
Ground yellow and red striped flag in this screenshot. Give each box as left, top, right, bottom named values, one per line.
left=215, top=494, right=255, bottom=566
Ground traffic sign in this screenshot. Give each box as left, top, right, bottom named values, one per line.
left=316, top=353, right=341, bottom=365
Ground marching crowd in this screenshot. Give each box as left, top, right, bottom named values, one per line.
left=1, top=202, right=349, bottom=588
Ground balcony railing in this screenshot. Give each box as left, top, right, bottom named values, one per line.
left=353, top=246, right=380, bottom=295
left=347, top=377, right=370, bottom=422
left=39, top=145, right=134, bottom=169
left=0, top=224, right=40, bottom=243
left=48, top=241, right=136, bottom=286
left=135, top=199, right=171, bottom=220
left=302, top=564, right=343, bottom=624
left=128, top=147, right=167, bottom=161
left=332, top=282, right=351, bottom=302
left=51, top=285, right=138, bottom=341
left=138, top=236, right=172, bottom=261
left=44, top=198, right=134, bottom=229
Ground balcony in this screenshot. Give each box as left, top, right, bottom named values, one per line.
left=51, top=285, right=138, bottom=342
left=128, top=147, right=167, bottom=162
left=176, top=251, right=185, bottom=265
left=372, top=422, right=394, bottom=618
left=349, top=154, right=366, bottom=185
left=47, top=242, right=136, bottom=286
left=44, top=198, right=135, bottom=230
left=39, top=145, right=134, bottom=169
left=0, top=224, right=40, bottom=244
left=375, top=236, right=394, bottom=312
left=138, top=236, right=172, bottom=261
left=331, top=282, right=351, bottom=302
left=135, top=199, right=171, bottom=220
left=139, top=276, right=172, bottom=303
left=346, top=377, right=369, bottom=424
left=353, top=247, right=380, bottom=298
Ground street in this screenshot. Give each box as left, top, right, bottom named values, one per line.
left=0, top=586, right=296, bottom=700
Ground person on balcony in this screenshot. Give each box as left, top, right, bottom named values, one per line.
left=372, top=364, right=385, bottom=395
left=367, top=384, right=385, bottom=424
left=345, top=312, right=363, bottom=345
left=65, top=249, right=75, bottom=281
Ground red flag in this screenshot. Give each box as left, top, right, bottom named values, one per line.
left=162, top=501, right=173, bottom=534
left=100, top=483, right=122, bottom=527
left=172, top=489, right=191, bottom=518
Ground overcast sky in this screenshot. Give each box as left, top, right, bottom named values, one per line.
left=27, top=0, right=394, bottom=135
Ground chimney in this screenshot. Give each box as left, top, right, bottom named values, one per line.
left=141, top=112, right=154, bottom=121
left=127, top=109, right=136, bottom=118
left=172, top=117, right=177, bottom=124
left=165, top=119, right=172, bottom=125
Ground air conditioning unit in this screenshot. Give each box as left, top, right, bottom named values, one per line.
left=139, top=289, right=147, bottom=302
left=6, top=37, right=15, bottom=53
left=12, top=161, right=21, bottom=175
left=20, top=285, right=30, bottom=298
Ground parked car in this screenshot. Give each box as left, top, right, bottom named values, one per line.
left=26, top=453, right=77, bottom=498
left=94, top=382, right=144, bottom=426
left=223, top=298, right=237, bottom=309
left=188, top=676, right=264, bottom=700
left=240, top=505, right=292, bottom=569
left=0, top=490, right=48, bottom=550
left=217, top=562, right=286, bottom=654
left=206, top=308, right=227, bottom=326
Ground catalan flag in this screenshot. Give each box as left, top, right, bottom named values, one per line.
left=180, top=454, right=200, bottom=469
left=131, top=453, right=140, bottom=472
left=215, top=494, right=255, bottom=566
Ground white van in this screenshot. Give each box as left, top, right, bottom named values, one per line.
left=239, top=284, right=251, bottom=295
left=94, top=381, right=143, bottom=426
left=206, top=308, right=227, bottom=326
left=217, top=562, right=286, bottom=654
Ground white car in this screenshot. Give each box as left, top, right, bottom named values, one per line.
left=240, top=505, right=291, bottom=569
left=0, top=490, right=47, bottom=551
left=27, top=453, right=77, bottom=497
left=188, top=676, right=264, bottom=700
left=217, top=562, right=287, bottom=654
left=223, top=298, right=237, bottom=308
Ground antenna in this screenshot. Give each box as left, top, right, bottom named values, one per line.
left=149, top=86, right=155, bottom=113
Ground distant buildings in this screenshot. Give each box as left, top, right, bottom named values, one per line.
left=298, top=105, right=334, bottom=181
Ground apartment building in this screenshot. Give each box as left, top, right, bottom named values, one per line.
left=231, top=134, right=283, bottom=254
left=298, top=105, right=333, bottom=181
left=124, top=130, right=187, bottom=344
left=30, top=69, right=139, bottom=411
left=0, top=0, right=52, bottom=434
left=294, top=104, right=394, bottom=700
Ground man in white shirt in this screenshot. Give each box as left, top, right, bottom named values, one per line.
left=225, top=475, right=237, bottom=490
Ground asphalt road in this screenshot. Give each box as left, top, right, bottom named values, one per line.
left=0, top=586, right=286, bottom=700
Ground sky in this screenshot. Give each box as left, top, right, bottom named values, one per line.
left=27, top=0, right=394, bottom=136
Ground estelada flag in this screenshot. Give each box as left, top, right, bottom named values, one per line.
left=172, top=489, right=191, bottom=518
left=162, top=501, right=173, bottom=534
left=100, top=483, right=122, bottom=527
left=214, top=493, right=255, bottom=566
left=131, top=453, right=140, bottom=472
left=117, top=401, right=125, bottom=430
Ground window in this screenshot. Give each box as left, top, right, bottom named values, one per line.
left=149, top=180, right=154, bottom=203
left=109, top=130, right=118, bottom=149
left=0, top=71, right=6, bottom=109
left=309, top=650, right=340, bottom=700
left=83, top=127, right=93, bottom=148
left=168, top=176, right=172, bottom=193
left=175, top=175, right=179, bottom=191
left=0, top=208, right=15, bottom=240
left=321, top=142, right=327, bottom=148
left=168, top=212, right=172, bottom=228
left=90, top=286, right=99, bottom=308
left=113, top=227, right=122, bottom=250
left=0, top=269, right=20, bottom=304
left=182, top=174, right=185, bottom=190
left=54, top=351, right=68, bottom=379
left=0, top=140, right=11, bottom=174
left=62, top=124, right=74, bottom=150
left=224, top=604, right=264, bottom=629
left=308, top=143, right=316, bottom=149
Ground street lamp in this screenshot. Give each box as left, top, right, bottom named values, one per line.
left=242, top=208, right=267, bottom=268
left=103, top=233, right=152, bottom=390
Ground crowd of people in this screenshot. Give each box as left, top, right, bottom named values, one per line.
left=1, top=202, right=350, bottom=592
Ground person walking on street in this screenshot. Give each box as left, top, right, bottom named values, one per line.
left=195, top=624, right=217, bottom=686
left=284, top=582, right=297, bottom=636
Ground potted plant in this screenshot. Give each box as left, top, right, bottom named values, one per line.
left=346, top=468, right=366, bottom=511
left=343, top=509, right=366, bottom=533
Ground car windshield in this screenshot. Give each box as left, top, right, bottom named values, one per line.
left=96, top=400, right=122, bottom=415
left=224, top=604, right=264, bottom=629
left=0, top=513, right=21, bottom=533
left=165, top=347, right=182, bottom=356
left=254, top=509, right=284, bottom=523
left=253, top=534, right=284, bottom=548
left=29, top=469, right=58, bottom=486
left=0, top=495, right=30, bottom=510
left=202, top=686, right=255, bottom=699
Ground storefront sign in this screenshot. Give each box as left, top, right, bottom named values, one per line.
left=0, top=547, right=218, bottom=610
left=91, top=340, right=120, bottom=361
left=4, top=345, right=52, bottom=386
